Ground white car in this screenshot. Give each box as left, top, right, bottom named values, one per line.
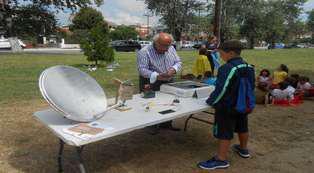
left=181, top=41, right=194, bottom=49
left=0, top=37, right=11, bottom=49
left=139, top=41, right=152, bottom=48
left=0, top=36, right=26, bottom=49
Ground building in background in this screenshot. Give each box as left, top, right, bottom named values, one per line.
left=134, top=24, right=151, bottom=39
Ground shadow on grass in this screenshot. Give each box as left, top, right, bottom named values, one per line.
left=6, top=114, right=215, bottom=173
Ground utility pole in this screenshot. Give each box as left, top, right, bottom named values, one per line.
left=143, top=13, right=152, bottom=37
left=213, top=0, right=222, bottom=42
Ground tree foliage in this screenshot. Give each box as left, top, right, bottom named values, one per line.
left=0, top=5, right=57, bottom=38
left=4, top=0, right=104, bottom=11
left=308, top=9, right=314, bottom=39
left=81, top=23, right=114, bottom=66
left=110, top=25, right=138, bottom=41
left=70, top=7, right=104, bottom=31
left=145, top=0, right=205, bottom=41
left=72, top=7, right=114, bottom=66
left=218, top=0, right=306, bottom=47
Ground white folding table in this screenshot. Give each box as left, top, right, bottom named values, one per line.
left=34, top=92, right=213, bottom=173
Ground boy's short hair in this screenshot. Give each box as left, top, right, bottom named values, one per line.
left=218, top=40, right=243, bottom=55
left=290, top=74, right=299, bottom=80
left=199, top=47, right=207, bottom=55
left=279, top=81, right=289, bottom=90
left=299, top=76, right=310, bottom=82
left=204, top=71, right=213, bottom=78
left=279, top=64, right=289, bottom=73
left=285, top=77, right=297, bottom=88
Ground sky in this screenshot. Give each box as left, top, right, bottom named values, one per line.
left=56, top=0, right=314, bottom=27
left=55, top=0, right=160, bottom=26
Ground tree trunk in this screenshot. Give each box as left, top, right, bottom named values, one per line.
left=249, top=37, right=255, bottom=49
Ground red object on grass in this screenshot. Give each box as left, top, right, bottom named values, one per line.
left=273, top=95, right=302, bottom=106
left=308, top=88, right=314, bottom=97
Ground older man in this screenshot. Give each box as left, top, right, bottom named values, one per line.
left=137, top=32, right=182, bottom=131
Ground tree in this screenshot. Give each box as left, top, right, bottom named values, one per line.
left=70, top=7, right=104, bottom=31
left=3, top=0, right=104, bottom=11
left=308, top=9, right=314, bottom=40
left=70, top=7, right=104, bottom=43
left=72, top=7, right=114, bottom=66
left=262, top=1, right=285, bottom=48
left=0, top=5, right=57, bottom=38
left=145, top=0, right=205, bottom=41
left=110, top=25, right=138, bottom=41
left=209, top=0, right=306, bottom=45
left=1, top=0, right=104, bottom=37
left=80, top=23, right=114, bottom=66
left=282, top=0, right=307, bottom=42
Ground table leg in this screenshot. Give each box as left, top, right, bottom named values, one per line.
left=184, top=114, right=194, bottom=131
left=184, top=111, right=214, bottom=131
left=58, top=139, right=64, bottom=173
left=76, top=146, right=87, bottom=173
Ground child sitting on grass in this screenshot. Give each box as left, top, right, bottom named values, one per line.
left=257, top=69, right=272, bottom=91
left=296, top=76, right=313, bottom=97
left=193, top=47, right=212, bottom=80
left=271, top=80, right=295, bottom=100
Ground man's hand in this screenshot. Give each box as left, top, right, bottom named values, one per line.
left=167, top=67, right=176, bottom=77
left=157, top=73, right=171, bottom=81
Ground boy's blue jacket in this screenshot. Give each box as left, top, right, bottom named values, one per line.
left=206, top=57, right=255, bottom=109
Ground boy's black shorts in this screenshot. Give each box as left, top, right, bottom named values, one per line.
left=213, top=108, right=248, bottom=140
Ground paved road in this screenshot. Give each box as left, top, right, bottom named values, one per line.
left=0, top=48, right=83, bottom=55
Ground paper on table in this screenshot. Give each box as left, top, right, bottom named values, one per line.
left=62, top=122, right=114, bottom=141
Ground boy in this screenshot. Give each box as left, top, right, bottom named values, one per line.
left=198, top=40, right=255, bottom=170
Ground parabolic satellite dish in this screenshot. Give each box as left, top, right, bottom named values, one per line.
left=39, top=65, right=110, bottom=122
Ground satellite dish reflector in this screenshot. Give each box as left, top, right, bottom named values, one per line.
left=39, top=65, right=115, bottom=122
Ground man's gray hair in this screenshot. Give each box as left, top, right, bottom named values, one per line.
left=153, top=33, right=174, bottom=43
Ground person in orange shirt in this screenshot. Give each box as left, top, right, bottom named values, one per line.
left=272, top=64, right=288, bottom=88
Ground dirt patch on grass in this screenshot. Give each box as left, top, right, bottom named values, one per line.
left=0, top=99, right=314, bottom=173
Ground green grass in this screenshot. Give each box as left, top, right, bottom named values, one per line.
left=0, top=49, right=313, bottom=104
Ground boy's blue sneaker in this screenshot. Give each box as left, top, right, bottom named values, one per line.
left=197, top=156, right=230, bottom=170
left=232, top=144, right=250, bottom=158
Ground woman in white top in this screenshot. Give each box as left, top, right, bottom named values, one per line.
left=297, top=76, right=312, bottom=90
left=257, top=69, right=272, bottom=91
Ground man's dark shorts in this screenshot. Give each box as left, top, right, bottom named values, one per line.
left=213, top=108, right=248, bottom=140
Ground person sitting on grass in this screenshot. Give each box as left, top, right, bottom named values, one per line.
left=192, top=47, right=212, bottom=80
left=272, top=64, right=289, bottom=88
left=289, top=74, right=300, bottom=88
left=198, top=40, right=255, bottom=170
left=296, top=76, right=313, bottom=97
left=257, top=69, right=272, bottom=91
left=271, top=81, right=296, bottom=100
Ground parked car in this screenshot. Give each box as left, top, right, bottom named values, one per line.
left=192, top=41, right=206, bottom=49
left=110, top=40, right=141, bottom=52
left=268, top=43, right=285, bottom=49
left=284, top=43, right=298, bottom=49
left=138, top=41, right=152, bottom=48
left=181, top=41, right=194, bottom=49
left=0, top=36, right=26, bottom=50
left=296, top=43, right=309, bottom=48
